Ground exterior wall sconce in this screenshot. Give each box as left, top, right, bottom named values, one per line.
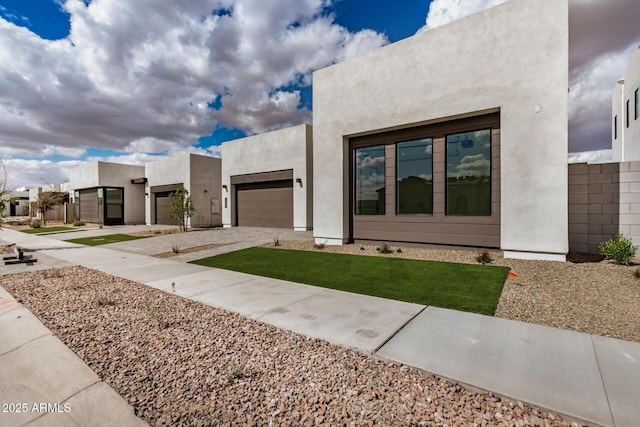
left=203, top=189, right=208, bottom=193
left=296, top=178, right=303, bottom=187
left=222, top=185, right=228, bottom=192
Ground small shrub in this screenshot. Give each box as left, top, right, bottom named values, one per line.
left=72, top=220, right=85, bottom=227
left=476, top=249, right=493, bottom=265
left=30, top=219, right=41, bottom=228
left=143, top=297, right=171, bottom=329
left=225, top=357, right=249, bottom=384
left=634, top=267, right=640, bottom=279
left=599, top=232, right=637, bottom=265
left=93, top=293, right=115, bottom=307
left=377, top=243, right=393, bottom=254
left=314, top=243, right=326, bottom=250
left=274, top=237, right=280, bottom=247
left=43, top=268, right=63, bottom=279
left=172, top=243, right=181, bottom=254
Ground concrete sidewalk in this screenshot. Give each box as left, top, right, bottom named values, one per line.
left=0, top=284, right=147, bottom=426
left=1, top=228, right=639, bottom=426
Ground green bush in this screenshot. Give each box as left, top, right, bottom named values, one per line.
left=599, top=233, right=637, bottom=265
left=72, top=220, right=85, bottom=227
left=30, top=219, right=41, bottom=229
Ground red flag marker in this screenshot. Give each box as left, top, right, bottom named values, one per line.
left=508, top=271, right=519, bottom=279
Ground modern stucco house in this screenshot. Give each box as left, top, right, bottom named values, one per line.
left=69, top=161, right=145, bottom=225
left=312, top=0, right=568, bottom=261
left=567, top=44, right=640, bottom=253
left=145, top=153, right=222, bottom=227
left=1, top=190, right=29, bottom=217
left=612, top=45, right=640, bottom=162
left=221, top=124, right=313, bottom=231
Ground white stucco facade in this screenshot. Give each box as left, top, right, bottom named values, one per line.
left=312, top=0, right=568, bottom=261
left=221, top=124, right=313, bottom=231
left=612, top=46, right=640, bottom=162
left=69, top=161, right=146, bottom=224
left=144, top=153, right=222, bottom=227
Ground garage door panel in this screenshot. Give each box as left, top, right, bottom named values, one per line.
left=79, top=189, right=99, bottom=223
left=155, top=193, right=180, bottom=225
left=236, top=180, right=293, bottom=228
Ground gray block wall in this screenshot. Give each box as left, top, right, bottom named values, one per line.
left=569, top=162, right=640, bottom=253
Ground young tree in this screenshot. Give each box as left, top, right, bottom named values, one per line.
left=168, top=186, right=194, bottom=232
left=36, top=191, right=66, bottom=226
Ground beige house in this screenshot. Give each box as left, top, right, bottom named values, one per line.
left=145, top=153, right=222, bottom=227
left=221, top=124, right=313, bottom=231
left=69, top=162, right=145, bottom=225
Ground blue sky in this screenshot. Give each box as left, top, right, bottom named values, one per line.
left=0, top=0, right=638, bottom=188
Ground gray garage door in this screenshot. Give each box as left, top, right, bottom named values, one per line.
left=155, top=192, right=180, bottom=225
left=236, top=180, right=293, bottom=228
left=79, top=189, right=100, bottom=223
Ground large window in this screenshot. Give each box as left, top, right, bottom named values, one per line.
left=397, top=138, right=433, bottom=214
left=446, top=129, right=491, bottom=216
left=355, top=145, right=385, bottom=215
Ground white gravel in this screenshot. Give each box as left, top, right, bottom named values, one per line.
left=1, top=266, right=586, bottom=426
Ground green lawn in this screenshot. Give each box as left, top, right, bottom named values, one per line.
left=191, top=248, right=510, bottom=315
left=22, top=226, right=75, bottom=234
left=65, top=234, right=148, bottom=246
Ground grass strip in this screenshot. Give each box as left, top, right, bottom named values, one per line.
left=192, top=247, right=509, bottom=315
left=22, top=226, right=75, bottom=234
left=65, top=234, right=148, bottom=246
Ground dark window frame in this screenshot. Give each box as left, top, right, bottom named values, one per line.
left=614, top=115, right=618, bottom=139
left=635, top=88, right=639, bottom=121
left=445, top=129, right=493, bottom=217
left=627, top=99, right=630, bottom=128
left=353, top=145, right=386, bottom=216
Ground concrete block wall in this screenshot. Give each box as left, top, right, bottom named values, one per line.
left=569, top=161, right=640, bottom=253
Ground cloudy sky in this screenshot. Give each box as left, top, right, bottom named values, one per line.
left=0, top=0, right=638, bottom=188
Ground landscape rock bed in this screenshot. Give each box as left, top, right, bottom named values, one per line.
left=1, top=266, right=582, bottom=426
left=276, top=241, right=640, bottom=343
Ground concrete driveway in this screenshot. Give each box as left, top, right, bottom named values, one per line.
left=45, top=225, right=313, bottom=261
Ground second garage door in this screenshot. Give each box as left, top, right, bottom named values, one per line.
left=236, top=180, right=293, bottom=228
left=155, top=192, right=180, bottom=225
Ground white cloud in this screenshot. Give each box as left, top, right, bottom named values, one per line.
left=421, top=0, right=507, bottom=30
left=0, top=0, right=387, bottom=162
left=568, top=149, right=612, bottom=164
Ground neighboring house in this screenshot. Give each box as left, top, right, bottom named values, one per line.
left=612, top=45, right=640, bottom=162
left=145, top=153, right=222, bottom=227
left=69, top=162, right=145, bottom=225
left=1, top=190, right=29, bottom=217
left=312, top=0, right=568, bottom=261
left=568, top=44, right=640, bottom=252
left=28, top=184, right=70, bottom=222
left=221, top=124, right=313, bottom=231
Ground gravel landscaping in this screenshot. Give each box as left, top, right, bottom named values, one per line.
left=276, top=241, right=640, bottom=343
left=1, top=266, right=584, bottom=426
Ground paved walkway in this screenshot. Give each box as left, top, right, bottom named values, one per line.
left=1, top=228, right=639, bottom=426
